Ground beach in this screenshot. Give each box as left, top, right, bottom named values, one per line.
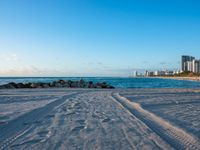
left=1, top=88, right=200, bottom=150
left=2, top=0, right=200, bottom=150
left=155, top=76, right=200, bottom=82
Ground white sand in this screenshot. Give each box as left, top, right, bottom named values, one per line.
left=0, top=88, right=200, bottom=150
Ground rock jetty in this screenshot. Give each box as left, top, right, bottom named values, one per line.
left=0, top=79, right=115, bottom=89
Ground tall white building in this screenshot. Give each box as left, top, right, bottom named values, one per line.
left=181, top=56, right=200, bottom=73
left=181, top=55, right=195, bottom=72
left=192, top=59, right=200, bottom=73
left=186, top=61, right=193, bottom=72
left=133, top=71, right=138, bottom=77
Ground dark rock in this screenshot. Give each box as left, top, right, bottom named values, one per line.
left=54, top=82, right=63, bottom=87
left=63, top=82, right=70, bottom=88
left=58, top=80, right=65, bottom=84
left=71, top=81, right=79, bottom=88
left=16, top=83, right=26, bottom=88
left=107, top=85, right=115, bottom=89
left=88, top=81, right=94, bottom=88
left=30, top=83, right=42, bottom=88
left=10, top=82, right=18, bottom=88
left=79, top=79, right=86, bottom=88
left=24, top=83, right=32, bottom=88
left=67, top=80, right=73, bottom=87
left=0, top=79, right=114, bottom=89
left=3, top=82, right=18, bottom=89
left=50, top=81, right=56, bottom=87
left=42, top=83, right=50, bottom=88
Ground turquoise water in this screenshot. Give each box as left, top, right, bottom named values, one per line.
left=0, top=77, right=200, bottom=88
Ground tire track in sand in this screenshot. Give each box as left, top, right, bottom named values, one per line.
left=112, top=93, right=200, bottom=150
left=0, top=92, right=81, bottom=150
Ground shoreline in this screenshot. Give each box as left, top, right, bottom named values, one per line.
left=154, top=76, right=200, bottom=82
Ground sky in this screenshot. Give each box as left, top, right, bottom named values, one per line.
left=0, top=0, right=200, bottom=77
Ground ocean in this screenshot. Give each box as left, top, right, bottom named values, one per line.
left=0, top=77, right=200, bottom=88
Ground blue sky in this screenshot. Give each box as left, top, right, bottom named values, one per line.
left=0, top=0, right=200, bottom=76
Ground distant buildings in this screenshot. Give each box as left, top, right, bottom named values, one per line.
left=133, top=71, right=138, bottom=77
left=145, top=70, right=179, bottom=77
left=181, top=55, right=200, bottom=73
left=181, top=55, right=195, bottom=72
left=145, top=70, right=154, bottom=76
left=135, top=55, right=200, bottom=77
left=193, top=59, right=200, bottom=73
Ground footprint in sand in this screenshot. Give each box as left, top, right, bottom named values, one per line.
left=37, top=130, right=49, bottom=137
left=45, top=114, right=55, bottom=118
left=71, top=126, right=85, bottom=132
left=102, top=117, right=111, bottom=123
left=71, top=119, right=86, bottom=132
left=11, top=139, right=42, bottom=148
left=80, top=119, right=86, bottom=125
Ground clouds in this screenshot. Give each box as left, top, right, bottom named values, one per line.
left=0, top=53, right=45, bottom=76
left=0, top=65, right=41, bottom=76
left=0, top=65, right=65, bottom=77
left=6, top=54, right=18, bottom=61
left=0, top=52, right=179, bottom=76
left=0, top=53, right=19, bottom=62
left=0, top=53, right=21, bottom=70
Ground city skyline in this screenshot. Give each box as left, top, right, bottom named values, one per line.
left=1, top=1, right=200, bottom=76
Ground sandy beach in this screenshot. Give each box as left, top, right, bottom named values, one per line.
left=2, top=0, right=200, bottom=149
left=0, top=88, right=200, bottom=150
left=155, top=76, right=200, bottom=82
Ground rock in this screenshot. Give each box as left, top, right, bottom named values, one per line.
left=24, top=83, right=32, bottom=88
left=50, top=81, right=56, bottom=87
left=79, top=79, right=86, bottom=88
left=16, top=83, right=26, bottom=88
left=88, top=81, right=94, bottom=88
left=71, top=81, right=79, bottom=88
left=30, top=83, right=37, bottom=88
left=54, top=82, right=63, bottom=87
left=42, top=83, right=50, bottom=88
left=3, top=82, right=18, bottom=89
left=67, top=80, right=73, bottom=87
left=63, top=82, right=70, bottom=88
left=30, top=83, right=42, bottom=88
left=58, top=80, right=65, bottom=84
left=96, top=83, right=105, bottom=88
left=50, top=80, right=67, bottom=87
left=107, top=85, right=115, bottom=89
left=0, top=80, right=115, bottom=89
left=95, top=82, right=114, bottom=89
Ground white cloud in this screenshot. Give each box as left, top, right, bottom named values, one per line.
left=0, top=54, right=143, bottom=77
left=0, top=64, right=80, bottom=77
left=0, top=53, right=19, bottom=62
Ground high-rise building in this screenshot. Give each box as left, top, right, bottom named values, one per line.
left=192, top=59, right=200, bottom=73
left=133, top=71, right=138, bottom=77
left=181, top=55, right=195, bottom=72
left=186, top=61, right=193, bottom=72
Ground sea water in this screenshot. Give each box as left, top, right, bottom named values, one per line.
left=0, top=77, right=200, bottom=88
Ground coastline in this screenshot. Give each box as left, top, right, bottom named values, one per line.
left=154, top=76, right=200, bottom=82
